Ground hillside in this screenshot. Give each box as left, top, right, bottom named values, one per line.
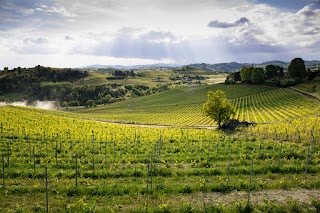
left=185, top=60, right=320, bottom=72
left=1, top=101, right=320, bottom=212
left=84, top=60, right=320, bottom=73
left=68, top=83, right=320, bottom=126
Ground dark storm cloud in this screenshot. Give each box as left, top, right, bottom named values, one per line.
left=208, top=17, right=249, bottom=28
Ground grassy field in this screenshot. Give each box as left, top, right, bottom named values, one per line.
left=67, top=83, right=320, bottom=127
left=292, top=78, right=320, bottom=99
left=1, top=79, right=320, bottom=212
left=73, top=70, right=227, bottom=87
left=1, top=106, right=320, bottom=212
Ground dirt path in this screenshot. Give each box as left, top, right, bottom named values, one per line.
left=124, top=189, right=320, bottom=211
left=165, top=189, right=320, bottom=208
left=87, top=118, right=217, bottom=129
left=287, top=87, right=320, bottom=103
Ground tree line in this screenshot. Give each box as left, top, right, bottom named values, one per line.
left=0, top=65, right=88, bottom=92
left=225, top=58, right=319, bottom=86
left=0, top=65, right=170, bottom=107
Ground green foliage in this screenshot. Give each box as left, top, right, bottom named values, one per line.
left=275, top=78, right=297, bottom=87
left=235, top=202, right=253, bottom=213
left=0, top=105, right=320, bottom=212
left=251, top=68, right=265, bottom=84
left=0, top=66, right=88, bottom=93
left=201, top=90, right=235, bottom=127
left=240, top=67, right=253, bottom=83
left=311, top=199, right=320, bottom=212
left=241, top=67, right=265, bottom=84
left=265, top=65, right=283, bottom=79
left=0, top=96, right=6, bottom=102
left=288, top=58, right=306, bottom=79
left=225, top=72, right=241, bottom=84
left=70, top=84, right=318, bottom=126
left=85, top=99, right=95, bottom=108
left=67, top=100, right=79, bottom=106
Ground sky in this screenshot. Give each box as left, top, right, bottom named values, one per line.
left=0, top=0, right=320, bottom=68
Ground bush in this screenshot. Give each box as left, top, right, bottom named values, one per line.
left=67, top=100, right=79, bottom=106
left=0, top=96, right=6, bottom=102
left=276, top=78, right=296, bottom=87
left=235, top=202, right=253, bottom=213
left=311, top=199, right=320, bottom=212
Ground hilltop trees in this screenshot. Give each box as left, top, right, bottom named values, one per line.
left=240, top=67, right=253, bottom=83
left=202, top=90, right=235, bottom=128
left=265, top=65, right=283, bottom=79
left=240, top=67, right=265, bottom=84
left=288, top=58, right=306, bottom=79
left=251, top=68, right=265, bottom=84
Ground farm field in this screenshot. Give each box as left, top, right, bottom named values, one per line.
left=1, top=103, right=320, bottom=212
left=68, top=84, right=320, bottom=127
left=292, top=78, right=320, bottom=99
left=73, top=70, right=227, bottom=87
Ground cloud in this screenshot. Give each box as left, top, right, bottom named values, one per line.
left=1, top=0, right=320, bottom=68
left=13, top=45, right=59, bottom=55
left=35, top=3, right=78, bottom=17
left=23, top=37, right=49, bottom=44
left=208, top=17, right=249, bottom=28
left=140, top=31, right=178, bottom=43
left=71, top=29, right=190, bottom=60
left=65, top=35, right=73, bottom=40
left=12, top=37, right=59, bottom=55
left=298, top=4, right=317, bottom=17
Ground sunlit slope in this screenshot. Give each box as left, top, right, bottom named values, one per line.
left=1, top=105, right=320, bottom=212
left=68, top=84, right=319, bottom=126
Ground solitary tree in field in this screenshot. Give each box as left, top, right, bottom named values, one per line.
left=288, top=58, right=306, bottom=79
left=202, top=90, right=235, bottom=128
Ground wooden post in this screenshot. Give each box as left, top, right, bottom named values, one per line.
left=304, top=144, right=310, bottom=182
left=2, top=154, right=4, bottom=188
left=82, top=138, right=85, bottom=157
left=216, top=142, right=219, bottom=166
left=113, top=141, right=116, bottom=164
left=45, top=167, right=49, bottom=213
left=247, top=158, right=254, bottom=204
left=92, top=133, right=95, bottom=171
left=55, top=140, right=58, bottom=165
left=105, top=142, right=107, bottom=169
left=278, top=140, right=283, bottom=167
left=227, top=147, right=232, bottom=185
left=75, top=155, right=78, bottom=188
left=33, top=146, right=36, bottom=176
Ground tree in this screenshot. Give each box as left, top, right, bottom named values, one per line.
left=201, top=90, right=235, bottom=128
left=265, top=65, right=281, bottom=79
left=288, top=58, right=306, bottom=79
left=278, top=67, right=284, bottom=78
left=85, top=99, right=95, bottom=108
left=251, top=68, right=265, bottom=84
left=240, top=67, right=253, bottom=83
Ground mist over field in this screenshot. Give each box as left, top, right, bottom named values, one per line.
left=0, top=100, right=57, bottom=110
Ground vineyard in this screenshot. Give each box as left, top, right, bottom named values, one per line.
left=1, top=106, right=320, bottom=212
left=70, top=84, right=320, bottom=127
